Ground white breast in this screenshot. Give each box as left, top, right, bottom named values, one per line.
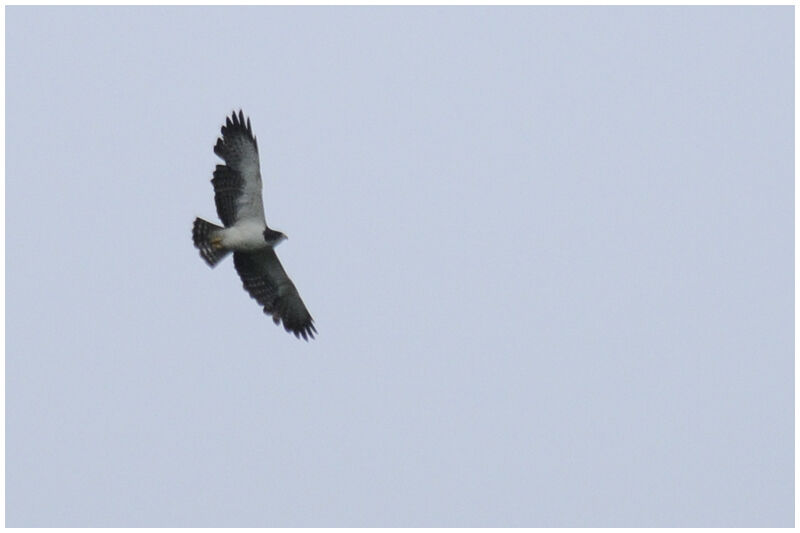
left=219, top=221, right=268, bottom=251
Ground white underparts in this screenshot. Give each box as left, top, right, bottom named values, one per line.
left=218, top=221, right=269, bottom=252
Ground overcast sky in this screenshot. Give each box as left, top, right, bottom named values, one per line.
left=6, top=6, right=793, bottom=527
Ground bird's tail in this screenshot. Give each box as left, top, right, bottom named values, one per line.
left=192, top=218, right=230, bottom=267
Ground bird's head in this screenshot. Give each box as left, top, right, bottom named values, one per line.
left=263, top=227, right=287, bottom=246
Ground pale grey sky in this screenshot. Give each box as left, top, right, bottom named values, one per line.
left=6, top=6, right=794, bottom=527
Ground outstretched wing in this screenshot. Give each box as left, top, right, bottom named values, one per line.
left=212, top=110, right=265, bottom=227
left=233, top=249, right=317, bottom=340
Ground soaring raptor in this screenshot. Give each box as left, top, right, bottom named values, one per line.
left=192, top=110, right=316, bottom=340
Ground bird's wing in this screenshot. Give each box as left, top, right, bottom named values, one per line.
left=212, top=110, right=266, bottom=227
left=233, top=249, right=317, bottom=340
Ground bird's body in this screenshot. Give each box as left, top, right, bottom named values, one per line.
left=192, top=110, right=316, bottom=340
left=218, top=220, right=279, bottom=251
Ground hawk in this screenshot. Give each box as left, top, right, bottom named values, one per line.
left=192, top=110, right=316, bottom=340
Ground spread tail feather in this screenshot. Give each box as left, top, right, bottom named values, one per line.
left=192, top=218, right=230, bottom=267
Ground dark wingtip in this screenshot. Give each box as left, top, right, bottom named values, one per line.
left=217, top=110, right=258, bottom=154
left=268, top=316, right=316, bottom=341
left=287, top=320, right=316, bottom=341
left=304, top=321, right=316, bottom=341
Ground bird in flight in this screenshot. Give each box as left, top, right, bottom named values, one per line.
left=192, top=110, right=316, bottom=340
